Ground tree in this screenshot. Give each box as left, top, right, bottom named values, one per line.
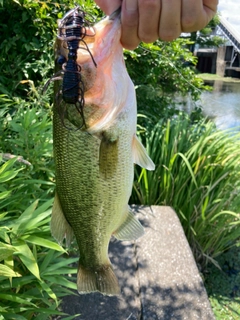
left=185, top=13, right=226, bottom=53
left=125, top=38, right=206, bottom=121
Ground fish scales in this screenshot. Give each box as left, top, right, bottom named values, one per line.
left=51, top=8, right=155, bottom=296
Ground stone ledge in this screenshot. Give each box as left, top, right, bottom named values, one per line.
left=62, top=206, right=215, bottom=320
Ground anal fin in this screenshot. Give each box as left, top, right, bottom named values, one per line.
left=113, top=208, right=144, bottom=241
left=51, top=193, right=74, bottom=247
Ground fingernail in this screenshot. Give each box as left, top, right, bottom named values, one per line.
left=125, top=0, right=138, bottom=11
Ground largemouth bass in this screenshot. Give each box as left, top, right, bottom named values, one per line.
left=51, top=8, right=155, bottom=296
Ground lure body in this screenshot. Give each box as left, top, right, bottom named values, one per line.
left=56, top=6, right=96, bottom=127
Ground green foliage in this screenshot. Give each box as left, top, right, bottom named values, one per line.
left=185, top=13, right=226, bottom=50
left=0, top=0, right=99, bottom=97
left=205, top=244, right=240, bottom=319
left=196, top=13, right=226, bottom=48
left=125, top=39, right=207, bottom=120
left=0, top=0, right=56, bottom=96
left=131, top=113, right=240, bottom=266
left=0, top=95, right=55, bottom=211
left=0, top=159, right=78, bottom=319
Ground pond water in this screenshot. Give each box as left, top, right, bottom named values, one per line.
left=198, top=81, right=240, bottom=130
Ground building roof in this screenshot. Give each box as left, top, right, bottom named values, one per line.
left=218, top=16, right=240, bottom=52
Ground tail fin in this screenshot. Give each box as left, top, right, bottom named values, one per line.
left=77, top=263, right=120, bottom=296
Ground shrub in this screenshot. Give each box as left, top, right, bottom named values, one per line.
left=0, top=0, right=100, bottom=98
left=125, top=40, right=208, bottom=121
left=0, top=93, right=54, bottom=211
left=0, top=158, right=78, bottom=319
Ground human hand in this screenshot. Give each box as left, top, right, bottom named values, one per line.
left=94, top=0, right=218, bottom=49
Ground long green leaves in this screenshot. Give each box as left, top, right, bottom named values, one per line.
left=132, top=114, right=240, bottom=265
left=0, top=159, right=78, bottom=319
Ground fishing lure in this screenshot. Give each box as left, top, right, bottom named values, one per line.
left=45, top=6, right=96, bottom=129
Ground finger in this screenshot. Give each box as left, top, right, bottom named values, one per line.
left=159, top=0, right=182, bottom=41
left=137, top=0, right=161, bottom=43
left=121, top=0, right=140, bottom=50
left=181, top=0, right=218, bottom=32
left=94, top=0, right=122, bottom=15
left=202, top=0, right=219, bottom=25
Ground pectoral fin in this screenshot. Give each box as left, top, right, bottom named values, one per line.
left=99, top=133, right=119, bottom=179
left=51, top=193, right=74, bottom=247
left=113, top=208, right=144, bottom=241
left=132, top=134, right=155, bottom=170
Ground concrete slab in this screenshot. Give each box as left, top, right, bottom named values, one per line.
left=135, top=206, right=215, bottom=320
left=61, top=206, right=215, bottom=320
left=62, top=240, right=141, bottom=320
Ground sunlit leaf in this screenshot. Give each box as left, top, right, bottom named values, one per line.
left=39, top=281, right=58, bottom=305
left=0, top=242, right=16, bottom=261
left=12, top=200, right=39, bottom=234
left=0, top=190, right=11, bottom=200
left=21, top=235, right=65, bottom=252
left=43, top=275, right=77, bottom=290
left=0, top=157, right=18, bottom=175
left=0, top=264, right=21, bottom=278
left=0, top=293, right=36, bottom=306
left=13, top=240, right=41, bottom=280
left=0, top=227, right=10, bottom=243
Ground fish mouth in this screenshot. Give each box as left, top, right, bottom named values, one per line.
left=76, top=7, right=121, bottom=63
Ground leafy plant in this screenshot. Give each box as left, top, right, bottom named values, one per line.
left=205, top=244, right=240, bottom=320
left=125, top=39, right=208, bottom=122
left=0, top=158, right=78, bottom=319
left=186, top=13, right=226, bottom=52
left=0, top=0, right=100, bottom=98
left=131, top=113, right=240, bottom=266
left=0, top=97, right=55, bottom=211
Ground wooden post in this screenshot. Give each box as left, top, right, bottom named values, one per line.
left=216, top=46, right=226, bottom=77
